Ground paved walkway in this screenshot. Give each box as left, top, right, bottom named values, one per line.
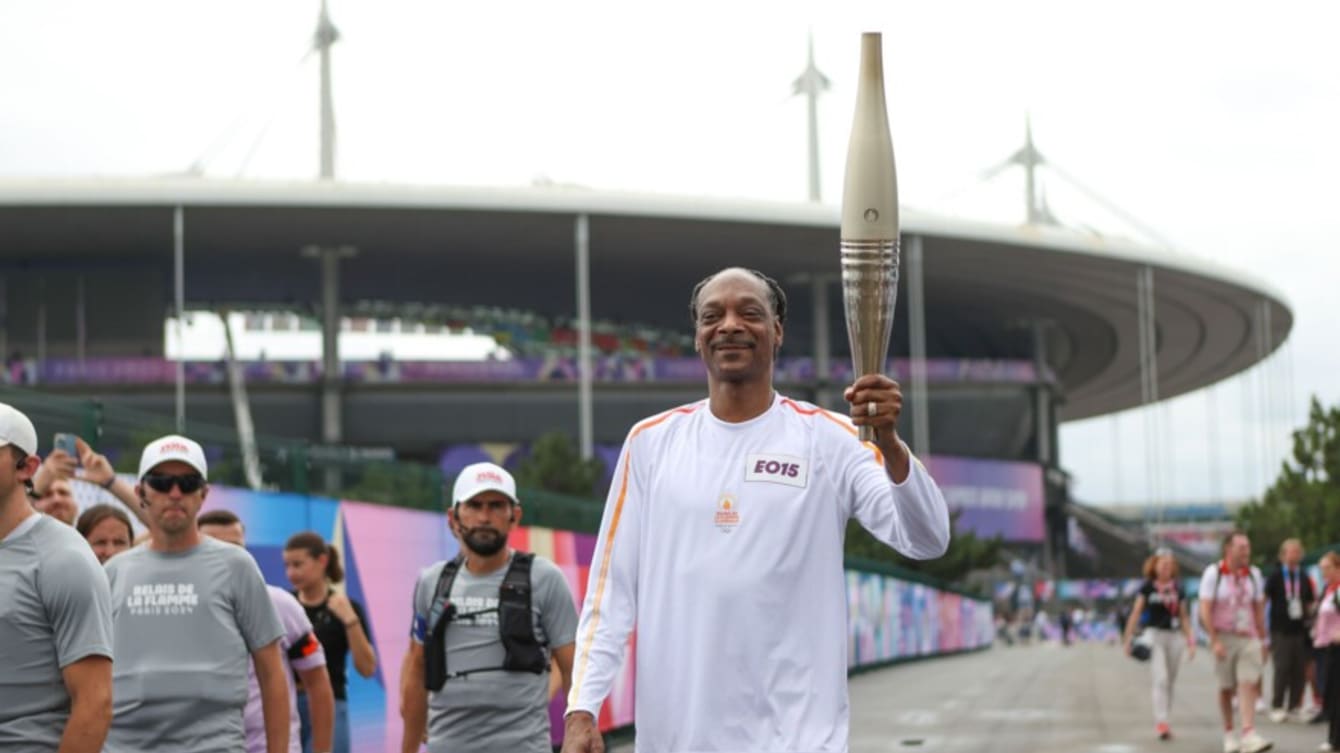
left=613, top=641, right=1325, bottom=752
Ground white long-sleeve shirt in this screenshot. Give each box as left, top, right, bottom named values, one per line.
left=568, top=393, right=951, bottom=753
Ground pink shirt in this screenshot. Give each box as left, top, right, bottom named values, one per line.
left=1315, top=585, right=1340, bottom=649
left=245, top=586, right=327, bottom=753
left=1199, top=563, right=1265, bottom=638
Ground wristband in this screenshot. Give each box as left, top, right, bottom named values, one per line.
left=100, top=476, right=116, bottom=490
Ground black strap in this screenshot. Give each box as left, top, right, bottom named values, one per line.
left=287, top=631, right=322, bottom=662
left=498, top=552, right=547, bottom=674
left=424, top=555, right=464, bottom=692
left=424, top=552, right=547, bottom=691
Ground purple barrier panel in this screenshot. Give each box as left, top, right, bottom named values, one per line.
left=39, top=357, right=177, bottom=384
left=925, top=455, right=1045, bottom=543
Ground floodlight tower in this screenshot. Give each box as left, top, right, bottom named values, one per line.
left=792, top=33, right=831, bottom=202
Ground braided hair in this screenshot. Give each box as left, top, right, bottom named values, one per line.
left=688, top=268, right=788, bottom=326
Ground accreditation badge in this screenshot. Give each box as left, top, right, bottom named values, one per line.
left=1234, top=608, right=1252, bottom=633
left=1288, top=598, right=1304, bottom=621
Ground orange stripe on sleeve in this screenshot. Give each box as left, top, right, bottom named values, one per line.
left=781, top=398, right=884, bottom=464
left=569, top=404, right=698, bottom=702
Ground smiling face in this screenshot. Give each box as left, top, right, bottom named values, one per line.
left=692, top=269, right=783, bottom=387
left=36, top=478, right=77, bottom=525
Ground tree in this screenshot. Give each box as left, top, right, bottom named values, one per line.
left=513, top=432, right=605, bottom=498
left=844, top=511, right=1003, bottom=588
left=1236, top=397, right=1340, bottom=565
left=343, top=461, right=443, bottom=510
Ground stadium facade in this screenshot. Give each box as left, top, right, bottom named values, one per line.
left=0, top=178, right=1292, bottom=574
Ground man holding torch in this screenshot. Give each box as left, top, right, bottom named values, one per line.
left=559, top=265, right=948, bottom=753
left=560, top=33, right=942, bottom=753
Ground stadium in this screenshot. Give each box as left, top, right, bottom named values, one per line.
left=1, top=11, right=1318, bottom=750
left=0, top=175, right=1292, bottom=577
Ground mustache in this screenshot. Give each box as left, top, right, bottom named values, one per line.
left=710, top=335, right=755, bottom=350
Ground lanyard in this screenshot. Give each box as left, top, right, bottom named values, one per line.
left=1284, top=568, right=1299, bottom=601
left=1221, top=562, right=1252, bottom=607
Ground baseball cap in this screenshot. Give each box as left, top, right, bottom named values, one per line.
left=451, top=462, right=518, bottom=507
left=138, top=435, right=208, bottom=481
left=0, top=402, right=38, bottom=456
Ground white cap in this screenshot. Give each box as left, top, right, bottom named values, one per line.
left=138, top=435, right=208, bottom=480
left=0, top=403, right=38, bottom=456
left=451, top=462, right=518, bottom=507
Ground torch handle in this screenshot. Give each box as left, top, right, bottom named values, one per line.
left=860, top=426, right=876, bottom=444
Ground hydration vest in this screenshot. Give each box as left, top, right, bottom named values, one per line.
left=424, top=551, right=547, bottom=691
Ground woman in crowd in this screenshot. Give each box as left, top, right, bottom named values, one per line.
left=74, top=503, right=134, bottom=564
left=1314, top=552, right=1340, bottom=751
left=1123, top=549, right=1196, bottom=741
left=284, top=531, right=377, bottom=753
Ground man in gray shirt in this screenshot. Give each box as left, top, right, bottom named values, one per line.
left=0, top=403, right=113, bottom=753
left=104, top=434, right=289, bottom=753
left=400, top=462, right=579, bottom=753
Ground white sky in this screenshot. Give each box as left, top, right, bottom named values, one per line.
left=2, top=0, right=1337, bottom=506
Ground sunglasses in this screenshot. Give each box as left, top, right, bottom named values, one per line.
left=143, top=473, right=205, bottom=494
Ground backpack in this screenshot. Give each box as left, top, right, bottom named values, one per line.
left=424, top=551, right=548, bottom=691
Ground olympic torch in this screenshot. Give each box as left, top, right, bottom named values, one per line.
left=840, top=32, right=900, bottom=443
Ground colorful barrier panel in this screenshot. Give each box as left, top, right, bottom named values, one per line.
left=845, top=571, right=994, bottom=667
left=68, top=484, right=993, bottom=750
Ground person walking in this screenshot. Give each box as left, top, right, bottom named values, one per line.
left=1313, top=552, right=1340, bottom=751
left=0, top=403, right=113, bottom=753
left=1265, top=538, right=1317, bottom=723
left=284, top=532, right=377, bottom=753
left=559, top=268, right=950, bottom=753
left=1123, top=550, right=1196, bottom=740
left=399, top=462, right=578, bottom=753
left=199, top=510, right=336, bottom=753
left=1199, top=531, right=1272, bottom=753
left=104, top=435, right=289, bottom=753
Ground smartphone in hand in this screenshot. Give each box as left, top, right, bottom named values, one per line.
left=53, top=432, right=78, bottom=460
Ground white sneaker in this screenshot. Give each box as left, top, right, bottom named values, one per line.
left=1239, top=731, right=1273, bottom=753
left=1268, top=709, right=1288, bottom=723
left=1293, top=708, right=1314, bottom=723
left=1224, top=733, right=1240, bottom=753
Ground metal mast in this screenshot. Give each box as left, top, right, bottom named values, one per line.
left=792, top=33, right=830, bottom=202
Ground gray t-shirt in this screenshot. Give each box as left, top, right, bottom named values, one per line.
left=410, top=553, right=578, bottom=753
left=104, top=536, right=284, bottom=753
left=0, top=514, right=113, bottom=751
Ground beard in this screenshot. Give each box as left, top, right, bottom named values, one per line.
left=462, top=526, right=507, bottom=556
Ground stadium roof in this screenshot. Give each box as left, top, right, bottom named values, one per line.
left=0, top=177, right=1292, bottom=421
